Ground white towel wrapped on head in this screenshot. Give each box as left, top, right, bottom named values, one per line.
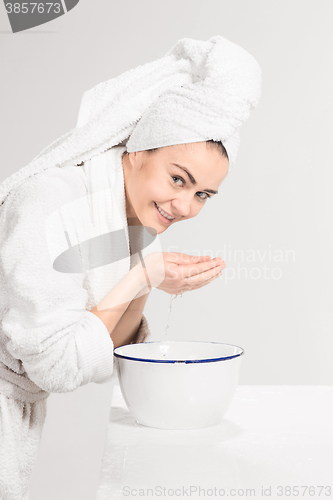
left=127, top=36, right=262, bottom=166
left=0, top=35, right=261, bottom=207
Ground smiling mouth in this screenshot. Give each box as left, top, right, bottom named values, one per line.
left=154, top=202, right=176, bottom=222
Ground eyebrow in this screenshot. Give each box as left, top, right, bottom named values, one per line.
left=171, top=163, right=219, bottom=195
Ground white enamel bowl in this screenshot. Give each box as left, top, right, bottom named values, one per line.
left=114, top=341, right=244, bottom=430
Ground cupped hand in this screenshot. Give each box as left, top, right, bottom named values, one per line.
left=141, top=252, right=226, bottom=295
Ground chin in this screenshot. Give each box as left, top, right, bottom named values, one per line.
left=146, top=219, right=168, bottom=235
left=149, top=222, right=164, bottom=235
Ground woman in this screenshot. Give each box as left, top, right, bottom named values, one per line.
left=0, top=35, right=261, bottom=498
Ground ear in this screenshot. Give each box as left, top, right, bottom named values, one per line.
left=127, top=151, right=145, bottom=169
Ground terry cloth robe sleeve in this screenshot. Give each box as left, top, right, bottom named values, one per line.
left=0, top=168, right=117, bottom=394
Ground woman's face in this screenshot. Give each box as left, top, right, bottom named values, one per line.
left=122, top=142, right=229, bottom=234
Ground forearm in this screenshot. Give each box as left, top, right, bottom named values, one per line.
left=110, top=288, right=151, bottom=347
left=90, top=264, right=148, bottom=348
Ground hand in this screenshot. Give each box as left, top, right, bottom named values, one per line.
left=141, top=252, right=226, bottom=295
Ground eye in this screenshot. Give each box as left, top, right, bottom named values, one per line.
left=172, top=175, right=184, bottom=186
left=171, top=176, right=211, bottom=201
left=197, top=192, right=211, bottom=201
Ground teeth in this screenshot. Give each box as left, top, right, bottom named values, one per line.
left=155, top=203, right=174, bottom=220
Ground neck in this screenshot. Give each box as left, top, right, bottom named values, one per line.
left=127, top=216, right=142, bottom=226
left=122, top=152, right=136, bottom=220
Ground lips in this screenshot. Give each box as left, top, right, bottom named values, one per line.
left=154, top=202, right=176, bottom=223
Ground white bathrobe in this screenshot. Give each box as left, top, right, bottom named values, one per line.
left=0, top=146, right=150, bottom=499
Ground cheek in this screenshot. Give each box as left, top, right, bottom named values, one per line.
left=184, top=203, right=203, bottom=220
left=144, top=180, right=168, bottom=202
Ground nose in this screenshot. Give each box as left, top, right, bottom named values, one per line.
left=171, top=194, right=192, bottom=218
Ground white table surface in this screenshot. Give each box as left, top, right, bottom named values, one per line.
left=96, top=384, right=333, bottom=500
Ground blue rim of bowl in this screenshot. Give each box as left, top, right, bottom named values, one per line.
left=113, top=340, right=244, bottom=364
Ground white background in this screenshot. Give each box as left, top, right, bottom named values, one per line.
left=0, top=1, right=332, bottom=498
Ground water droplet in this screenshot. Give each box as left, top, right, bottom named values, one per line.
left=164, top=294, right=179, bottom=335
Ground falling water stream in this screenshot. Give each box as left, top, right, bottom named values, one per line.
left=163, top=293, right=183, bottom=336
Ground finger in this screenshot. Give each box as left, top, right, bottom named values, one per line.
left=168, top=253, right=212, bottom=265
left=184, top=264, right=224, bottom=286
left=191, top=270, right=223, bottom=290
left=189, top=255, right=212, bottom=261
left=166, top=267, right=221, bottom=294
left=182, top=259, right=226, bottom=278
